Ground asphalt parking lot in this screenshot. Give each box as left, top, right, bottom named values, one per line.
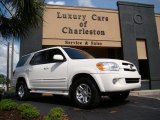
left=14, top=92, right=160, bottom=120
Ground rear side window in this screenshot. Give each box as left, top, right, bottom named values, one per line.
left=16, top=54, right=30, bottom=67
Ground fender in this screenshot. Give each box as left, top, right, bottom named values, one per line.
left=67, top=67, right=105, bottom=92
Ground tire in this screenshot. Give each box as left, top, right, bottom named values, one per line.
left=109, top=91, right=130, bottom=102
left=71, top=77, right=100, bottom=109
left=16, top=81, right=30, bottom=100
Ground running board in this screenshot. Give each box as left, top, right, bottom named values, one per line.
left=30, top=89, right=69, bottom=96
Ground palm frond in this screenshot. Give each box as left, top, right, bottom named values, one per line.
left=0, top=0, right=44, bottom=38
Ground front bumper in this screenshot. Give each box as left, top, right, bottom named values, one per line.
left=92, top=71, right=141, bottom=92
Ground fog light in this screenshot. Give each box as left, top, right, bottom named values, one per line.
left=113, top=78, right=120, bottom=84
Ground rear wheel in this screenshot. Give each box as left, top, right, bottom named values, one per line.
left=71, top=77, right=100, bottom=109
left=109, top=91, right=130, bottom=102
left=16, top=81, right=30, bottom=100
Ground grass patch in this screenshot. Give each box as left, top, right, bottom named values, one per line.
left=0, top=99, right=68, bottom=120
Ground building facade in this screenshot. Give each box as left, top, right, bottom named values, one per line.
left=20, top=2, right=160, bottom=89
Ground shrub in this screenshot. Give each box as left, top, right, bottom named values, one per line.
left=18, top=103, right=40, bottom=119
left=21, top=108, right=40, bottom=119
left=44, top=107, right=64, bottom=120
left=0, top=99, right=17, bottom=110
left=17, top=103, right=33, bottom=111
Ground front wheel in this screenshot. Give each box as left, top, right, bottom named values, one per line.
left=16, top=81, right=30, bottom=100
left=71, top=77, right=100, bottom=109
left=109, top=91, right=130, bottom=102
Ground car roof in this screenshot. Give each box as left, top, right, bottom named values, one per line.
left=21, top=46, right=73, bottom=58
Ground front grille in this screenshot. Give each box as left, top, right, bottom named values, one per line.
left=124, top=68, right=136, bottom=72
left=125, top=78, right=139, bottom=83
left=122, top=63, right=131, bottom=66
left=122, top=62, right=134, bottom=66
left=122, top=62, right=136, bottom=72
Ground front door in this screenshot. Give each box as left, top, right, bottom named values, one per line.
left=28, top=48, right=68, bottom=90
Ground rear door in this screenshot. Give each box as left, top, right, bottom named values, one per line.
left=28, top=48, right=68, bottom=90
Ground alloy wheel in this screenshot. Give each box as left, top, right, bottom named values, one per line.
left=76, top=84, right=92, bottom=104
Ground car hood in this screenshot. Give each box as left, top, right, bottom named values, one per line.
left=69, top=58, right=134, bottom=69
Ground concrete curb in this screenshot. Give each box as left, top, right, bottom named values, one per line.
left=130, top=89, right=160, bottom=96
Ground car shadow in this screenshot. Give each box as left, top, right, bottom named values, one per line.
left=98, top=96, right=130, bottom=108
left=31, top=94, right=72, bottom=106
left=13, top=94, right=129, bottom=109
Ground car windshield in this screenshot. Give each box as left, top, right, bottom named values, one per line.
left=63, top=48, right=94, bottom=59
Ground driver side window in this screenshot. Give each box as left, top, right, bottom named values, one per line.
left=30, top=49, right=65, bottom=66
left=46, top=49, right=64, bottom=63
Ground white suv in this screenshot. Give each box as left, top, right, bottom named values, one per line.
left=13, top=47, right=141, bottom=108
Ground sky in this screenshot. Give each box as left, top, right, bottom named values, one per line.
left=45, top=0, right=160, bottom=13
left=0, top=0, right=160, bottom=76
left=0, top=36, right=19, bottom=77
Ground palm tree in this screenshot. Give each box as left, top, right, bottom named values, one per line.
left=0, top=0, right=44, bottom=90
left=0, top=0, right=44, bottom=38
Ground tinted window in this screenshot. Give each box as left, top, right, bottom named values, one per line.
left=63, top=48, right=94, bottom=59
left=16, top=54, right=30, bottom=67
left=30, top=51, right=46, bottom=65
left=30, top=49, right=64, bottom=65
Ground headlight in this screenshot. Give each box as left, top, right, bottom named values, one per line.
left=96, top=62, right=119, bottom=71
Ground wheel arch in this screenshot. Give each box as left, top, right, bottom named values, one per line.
left=16, top=77, right=29, bottom=89
left=69, top=73, right=100, bottom=95
left=16, top=77, right=30, bottom=100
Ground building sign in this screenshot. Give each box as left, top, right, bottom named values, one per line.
left=64, top=40, right=103, bottom=46
left=57, top=12, right=107, bottom=36
left=43, top=5, right=121, bottom=47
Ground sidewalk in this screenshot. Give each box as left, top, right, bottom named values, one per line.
left=130, top=89, right=160, bottom=100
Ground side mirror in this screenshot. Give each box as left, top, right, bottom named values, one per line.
left=53, top=54, right=64, bottom=62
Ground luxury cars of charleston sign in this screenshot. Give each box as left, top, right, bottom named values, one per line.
left=57, top=12, right=108, bottom=36
left=57, top=12, right=108, bottom=46
left=43, top=6, right=121, bottom=47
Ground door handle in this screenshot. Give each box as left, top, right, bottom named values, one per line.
left=44, top=67, right=49, bottom=70
left=26, top=68, right=31, bottom=72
